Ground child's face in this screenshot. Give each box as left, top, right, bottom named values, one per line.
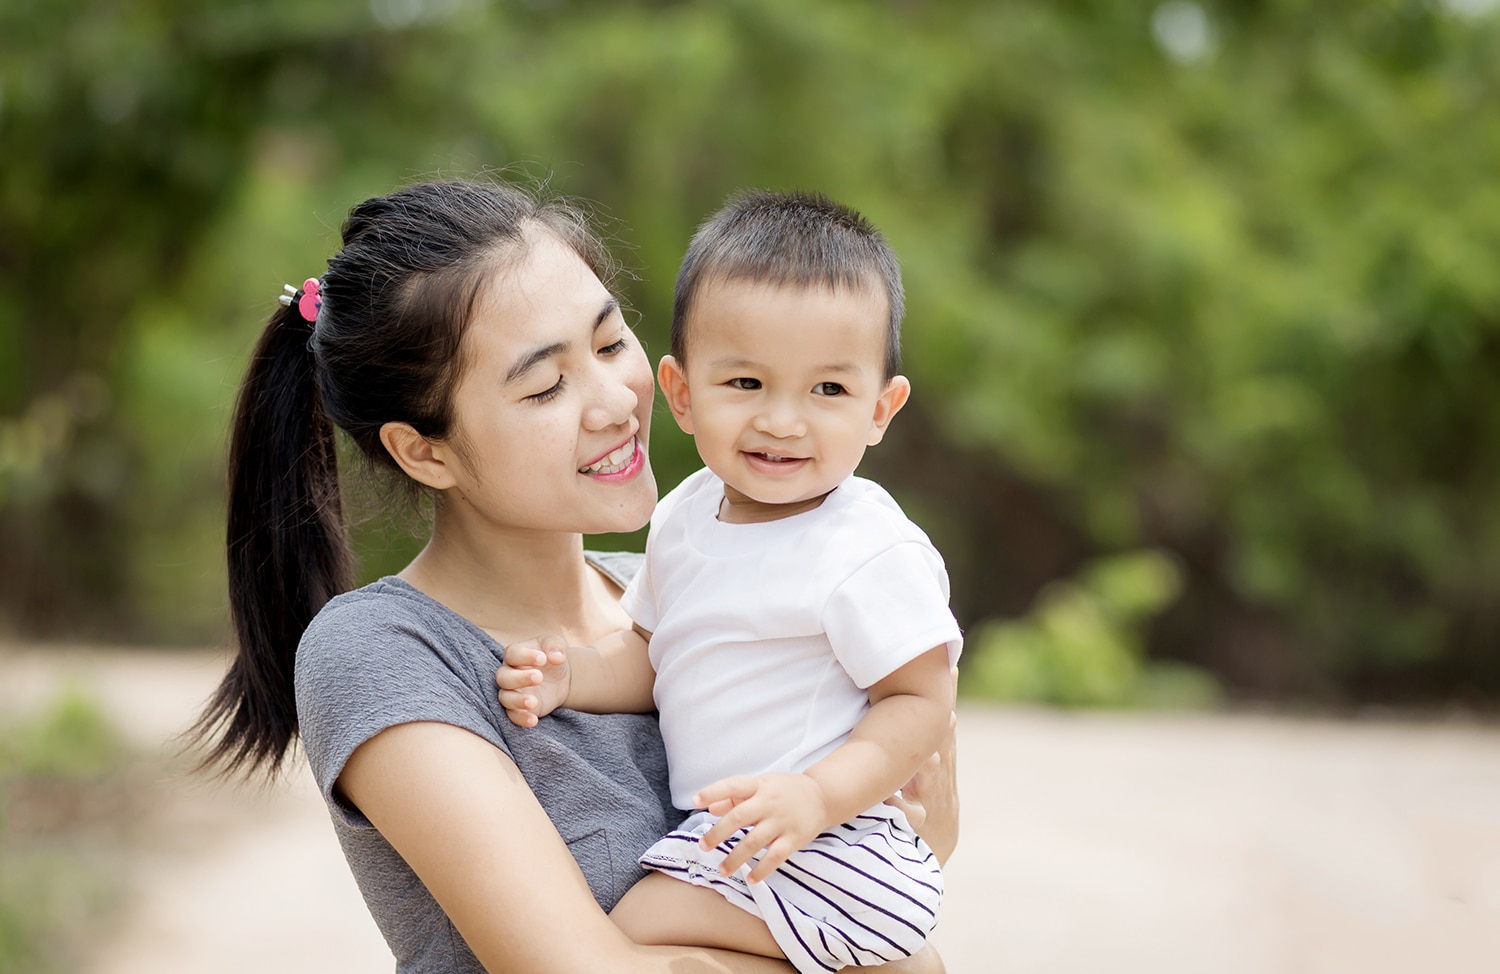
left=659, top=278, right=909, bottom=522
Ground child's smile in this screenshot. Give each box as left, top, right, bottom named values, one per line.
left=658, top=277, right=910, bottom=524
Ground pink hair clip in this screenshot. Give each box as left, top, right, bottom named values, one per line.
left=277, top=278, right=322, bottom=323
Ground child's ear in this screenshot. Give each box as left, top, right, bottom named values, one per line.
left=380, top=421, right=459, bottom=490
left=657, top=355, right=695, bottom=434
left=866, top=375, right=911, bottom=446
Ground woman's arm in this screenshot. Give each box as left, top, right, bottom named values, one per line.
left=339, top=720, right=793, bottom=973
left=890, top=667, right=962, bottom=864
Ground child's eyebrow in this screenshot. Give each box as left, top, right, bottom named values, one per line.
left=707, top=357, right=863, bottom=374
left=504, top=297, right=620, bottom=384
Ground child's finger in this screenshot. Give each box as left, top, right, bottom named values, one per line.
left=698, top=813, right=742, bottom=852
left=502, top=641, right=549, bottom=668
left=698, top=796, right=765, bottom=851
left=536, top=632, right=569, bottom=665
left=746, top=837, right=798, bottom=883
left=496, top=688, right=537, bottom=713
left=494, top=665, right=542, bottom=691
left=718, top=824, right=774, bottom=877
left=496, top=693, right=539, bottom=727
left=693, top=774, right=759, bottom=810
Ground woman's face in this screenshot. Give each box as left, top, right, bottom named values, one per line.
left=439, top=229, right=657, bottom=536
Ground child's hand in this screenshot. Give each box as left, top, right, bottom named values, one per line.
left=495, top=633, right=571, bottom=727
left=693, top=773, right=830, bottom=883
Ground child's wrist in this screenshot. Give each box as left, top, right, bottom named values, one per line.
left=798, top=771, right=840, bottom=829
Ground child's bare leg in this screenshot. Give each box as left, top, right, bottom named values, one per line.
left=610, top=872, right=783, bottom=958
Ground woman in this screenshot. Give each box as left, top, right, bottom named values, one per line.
left=194, top=179, right=957, bottom=972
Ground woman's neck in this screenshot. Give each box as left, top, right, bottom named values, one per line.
left=397, top=515, right=625, bottom=647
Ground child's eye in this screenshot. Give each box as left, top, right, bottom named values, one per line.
left=528, top=377, right=565, bottom=403
left=727, top=377, right=761, bottom=390
left=813, top=382, right=847, bottom=396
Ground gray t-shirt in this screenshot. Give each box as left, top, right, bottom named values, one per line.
left=295, top=552, right=673, bottom=973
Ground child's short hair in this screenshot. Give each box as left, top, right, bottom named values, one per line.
left=671, top=190, right=905, bottom=380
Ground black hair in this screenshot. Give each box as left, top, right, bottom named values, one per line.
left=193, top=179, right=615, bottom=776
left=671, top=190, right=905, bottom=379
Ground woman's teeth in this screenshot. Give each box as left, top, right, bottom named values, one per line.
left=580, top=439, right=635, bottom=475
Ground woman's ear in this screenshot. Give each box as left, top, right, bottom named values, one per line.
left=866, top=375, right=911, bottom=446
left=657, top=356, right=695, bottom=434
left=380, top=422, right=458, bottom=490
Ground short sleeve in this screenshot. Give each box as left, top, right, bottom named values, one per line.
left=822, top=542, right=964, bottom=688
left=617, top=554, right=659, bottom=634
left=295, top=593, right=510, bottom=827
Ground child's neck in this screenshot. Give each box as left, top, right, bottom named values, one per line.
left=717, top=483, right=833, bottom=524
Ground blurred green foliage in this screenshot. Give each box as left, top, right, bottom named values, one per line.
left=964, top=549, right=1222, bottom=709
left=1, top=0, right=1496, bottom=706
left=0, top=690, right=129, bottom=974
left=0, top=686, right=123, bottom=779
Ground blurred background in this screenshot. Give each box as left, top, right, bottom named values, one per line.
left=2, top=0, right=1499, bottom=971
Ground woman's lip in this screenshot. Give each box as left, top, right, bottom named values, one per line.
left=586, top=438, right=647, bottom=483
left=581, top=433, right=638, bottom=469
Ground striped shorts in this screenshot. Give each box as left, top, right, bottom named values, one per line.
left=637, top=803, right=942, bottom=973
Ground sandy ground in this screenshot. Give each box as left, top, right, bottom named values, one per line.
left=4, top=645, right=1499, bottom=974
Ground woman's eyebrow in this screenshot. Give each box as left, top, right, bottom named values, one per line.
left=505, top=342, right=568, bottom=385
left=595, top=296, right=621, bottom=329
left=504, top=297, right=621, bottom=385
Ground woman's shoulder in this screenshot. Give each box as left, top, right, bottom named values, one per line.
left=305, top=576, right=471, bottom=640
left=294, top=578, right=506, bottom=801
left=583, top=550, right=644, bottom=589
left=297, top=577, right=489, bottom=693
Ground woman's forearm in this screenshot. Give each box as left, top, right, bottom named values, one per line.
left=633, top=946, right=792, bottom=972
left=341, top=721, right=796, bottom=973
left=898, top=668, right=961, bottom=864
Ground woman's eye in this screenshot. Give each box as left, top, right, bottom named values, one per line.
left=814, top=382, right=847, bottom=396
left=727, top=377, right=761, bottom=390
left=599, top=336, right=629, bottom=355
left=528, top=377, right=565, bottom=402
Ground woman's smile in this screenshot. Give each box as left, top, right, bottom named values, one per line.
left=581, top=435, right=646, bottom=481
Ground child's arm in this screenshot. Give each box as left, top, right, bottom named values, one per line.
left=694, top=644, right=955, bottom=881
left=496, top=625, right=656, bottom=726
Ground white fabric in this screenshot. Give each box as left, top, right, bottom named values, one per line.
left=619, top=466, right=963, bottom=812
left=638, top=803, right=942, bottom=974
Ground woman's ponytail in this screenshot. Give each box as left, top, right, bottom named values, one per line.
left=191, top=179, right=618, bottom=777
left=195, top=301, right=351, bottom=775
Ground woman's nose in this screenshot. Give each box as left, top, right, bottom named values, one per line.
left=581, top=374, right=638, bottom=432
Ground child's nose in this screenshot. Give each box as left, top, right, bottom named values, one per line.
left=753, top=398, right=807, bottom=438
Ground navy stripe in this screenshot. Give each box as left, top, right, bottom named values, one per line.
left=640, top=813, right=939, bottom=971
left=823, top=821, right=939, bottom=871
left=766, top=886, right=839, bottom=972
left=799, top=847, right=939, bottom=919
left=772, top=865, right=908, bottom=958
left=842, top=841, right=942, bottom=894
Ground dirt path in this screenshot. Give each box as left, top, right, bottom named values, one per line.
left=5, top=646, right=1500, bottom=973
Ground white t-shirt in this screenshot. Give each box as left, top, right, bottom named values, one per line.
left=620, top=467, right=963, bottom=810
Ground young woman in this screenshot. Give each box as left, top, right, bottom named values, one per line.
left=193, top=179, right=958, bottom=973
